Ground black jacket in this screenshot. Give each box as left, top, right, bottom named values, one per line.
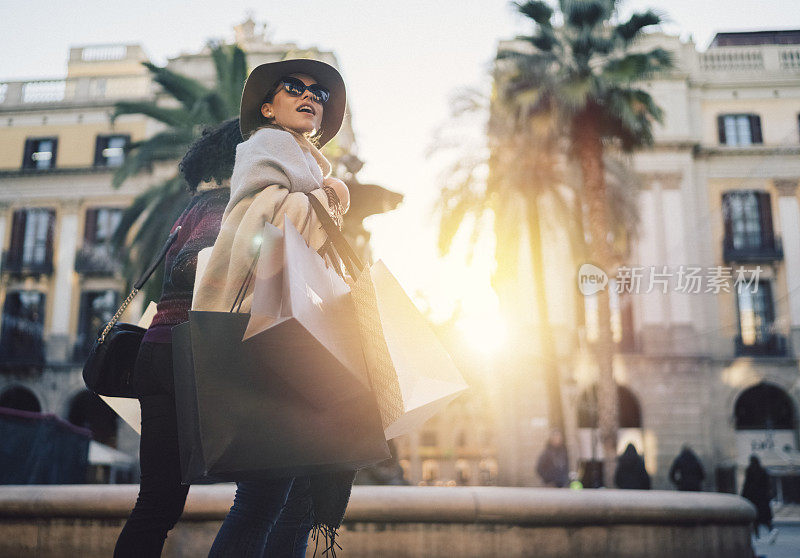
left=742, top=458, right=774, bottom=526
left=668, top=448, right=705, bottom=491
left=614, top=443, right=651, bottom=490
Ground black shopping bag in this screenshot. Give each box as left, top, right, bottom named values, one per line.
left=172, top=313, right=390, bottom=484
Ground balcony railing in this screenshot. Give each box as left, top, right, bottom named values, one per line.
left=1, top=251, right=53, bottom=275
left=734, top=333, right=788, bottom=357
left=74, top=243, right=122, bottom=275
left=722, top=236, right=783, bottom=263
left=0, top=338, right=45, bottom=369
left=0, top=74, right=151, bottom=108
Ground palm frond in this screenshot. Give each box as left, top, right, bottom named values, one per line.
left=515, top=0, right=554, bottom=26
left=601, top=88, right=660, bottom=149
left=111, top=182, right=167, bottom=248
left=144, top=61, right=211, bottom=108
left=518, top=26, right=559, bottom=52
left=557, top=75, right=595, bottom=111
left=113, top=101, right=192, bottom=128
left=436, top=180, right=488, bottom=256
left=601, top=48, right=673, bottom=83
left=209, top=43, right=248, bottom=116
left=560, top=0, right=610, bottom=28
left=112, top=130, right=195, bottom=187
left=614, top=11, right=662, bottom=44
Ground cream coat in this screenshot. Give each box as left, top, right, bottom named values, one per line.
left=193, top=128, right=334, bottom=313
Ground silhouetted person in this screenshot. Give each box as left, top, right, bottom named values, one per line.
left=536, top=430, right=569, bottom=488
left=742, top=455, right=778, bottom=543
left=614, top=443, right=651, bottom=490
left=668, top=446, right=705, bottom=491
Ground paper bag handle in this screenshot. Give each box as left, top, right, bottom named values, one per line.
left=306, top=193, right=364, bottom=278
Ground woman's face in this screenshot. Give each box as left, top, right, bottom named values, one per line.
left=260, top=73, right=324, bottom=135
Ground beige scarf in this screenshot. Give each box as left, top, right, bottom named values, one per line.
left=193, top=128, right=333, bottom=313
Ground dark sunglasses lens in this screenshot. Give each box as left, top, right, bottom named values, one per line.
left=310, top=87, right=330, bottom=104
left=280, top=77, right=330, bottom=104
left=283, top=79, right=305, bottom=96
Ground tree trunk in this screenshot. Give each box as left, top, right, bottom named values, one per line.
left=573, top=107, right=618, bottom=488
left=525, top=194, right=566, bottom=437
left=569, top=191, right=588, bottom=347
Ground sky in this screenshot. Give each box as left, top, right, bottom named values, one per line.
left=1, top=0, right=799, bottom=328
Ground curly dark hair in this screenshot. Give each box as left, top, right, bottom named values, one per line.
left=179, top=117, right=243, bottom=191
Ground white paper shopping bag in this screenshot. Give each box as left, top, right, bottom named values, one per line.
left=351, top=260, right=468, bottom=440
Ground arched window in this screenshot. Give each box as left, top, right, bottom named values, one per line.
left=67, top=390, right=118, bottom=447
left=0, top=386, right=41, bottom=413
left=735, top=383, right=795, bottom=430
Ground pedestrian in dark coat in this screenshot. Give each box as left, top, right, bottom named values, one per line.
left=614, top=443, right=651, bottom=490
left=536, top=430, right=569, bottom=488
left=668, top=446, right=705, bottom=491
left=742, top=455, right=777, bottom=541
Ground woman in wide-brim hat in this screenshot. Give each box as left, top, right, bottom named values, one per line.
left=194, top=59, right=355, bottom=558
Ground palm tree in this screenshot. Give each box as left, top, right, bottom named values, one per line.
left=110, top=42, right=247, bottom=302
left=499, top=0, right=672, bottom=486
left=433, top=78, right=644, bottom=460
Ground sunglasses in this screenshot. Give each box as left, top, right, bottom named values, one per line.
left=278, top=76, right=330, bottom=105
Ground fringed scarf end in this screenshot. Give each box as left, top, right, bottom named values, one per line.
left=311, top=523, right=342, bottom=558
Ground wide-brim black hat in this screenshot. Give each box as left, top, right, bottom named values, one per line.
left=239, top=58, right=346, bottom=147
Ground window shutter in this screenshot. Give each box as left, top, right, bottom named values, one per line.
left=94, top=136, right=106, bottom=166
left=84, top=209, right=98, bottom=243
left=49, top=138, right=58, bottom=168
left=722, top=193, right=734, bottom=249
left=9, top=210, right=27, bottom=258
left=45, top=210, right=56, bottom=265
left=22, top=139, right=36, bottom=169
left=757, top=191, right=774, bottom=249
left=717, top=115, right=727, bottom=144
left=749, top=115, right=763, bottom=144
left=763, top=281, right=775, bottom=324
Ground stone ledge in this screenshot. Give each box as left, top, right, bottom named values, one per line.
left=0, top=486, right=757, bottom=557
left=0, top=485, right=754, bottom=526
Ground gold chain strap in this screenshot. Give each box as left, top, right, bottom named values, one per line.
left=98, top=288, right=140, bottom=343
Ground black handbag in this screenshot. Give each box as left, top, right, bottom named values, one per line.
left=82, top=227, right=181, bottom=398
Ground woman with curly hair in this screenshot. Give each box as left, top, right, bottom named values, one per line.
left=113, top=117, right=241, bottom=557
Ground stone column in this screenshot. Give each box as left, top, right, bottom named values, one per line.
left=47, top=201, right=80, bottom=363
left=775, top=179, right=800, bottom=354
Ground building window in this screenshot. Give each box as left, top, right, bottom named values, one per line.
left=717, top=114, right=763, bottom=146
left=735, top=281, right=785, bottom=355
left=75, top=290, right=118, bottom=360
left=737, top=281, right=774, bottom=346
left=420, top=431, right=438, bottom=447
left=722, top=191, right=781, bottom=262
left=85, top=208, right=122, bottom=244
left=76, top=208, right=123, bottom=275
left=94, top=135, right=129, bottom=167
left=3, top=208, right=55, bottom=274
left=0, top=291, right=46, bottom=368
left=22, top=137, right=58, bottom=170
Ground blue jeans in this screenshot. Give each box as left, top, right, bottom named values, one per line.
left=209, top=476, right=313, bottom=558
